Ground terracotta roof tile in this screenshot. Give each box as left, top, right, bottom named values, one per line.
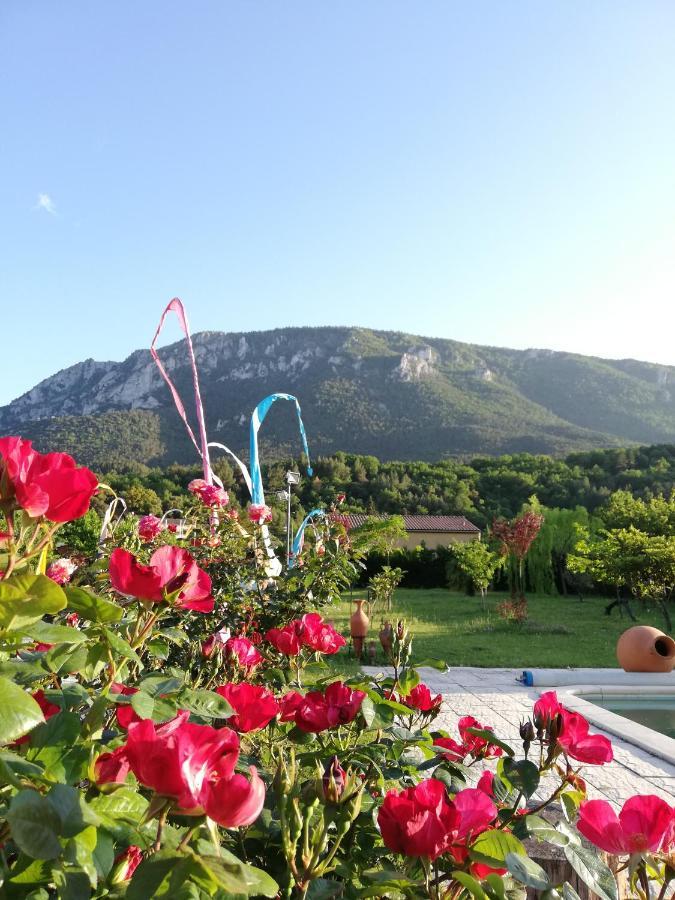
left=342, top=513, right=480, bottom=533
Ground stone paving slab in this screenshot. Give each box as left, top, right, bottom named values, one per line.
left=362, top=665, right=675, bottom=808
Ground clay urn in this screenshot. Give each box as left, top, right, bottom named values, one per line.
left=350, top=599, right=369, bottom=658
left=616, top=625, right=675, bottom=673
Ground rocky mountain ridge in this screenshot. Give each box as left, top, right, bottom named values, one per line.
left=2, top=326, right=674, bottom=467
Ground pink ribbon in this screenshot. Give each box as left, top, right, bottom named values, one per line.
left=150, top=298, right=213, bottom=486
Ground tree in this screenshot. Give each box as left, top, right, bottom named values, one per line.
left=569, top=526, right=675, bottom=630
left=449, top=540, right=503, bottom=603
left=491, top=510, right=544, bottom=602
left=368, top=565, right=405, bottom=615
left=124, top=484, right=162, bottom=515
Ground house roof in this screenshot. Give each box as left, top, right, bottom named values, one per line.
left=343, top=513, right=480, bottom=533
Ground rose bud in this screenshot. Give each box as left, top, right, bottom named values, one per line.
left=321, top=756, right=346, bottom=804
left=110, top=845, right=143, bottom=884
left=520, top=719, right=535, bottom=755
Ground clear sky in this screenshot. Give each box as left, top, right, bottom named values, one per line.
left=2, top=1, right=675, bottom=406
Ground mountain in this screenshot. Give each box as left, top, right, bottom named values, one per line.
left=1, top=327, right=674, bottom=468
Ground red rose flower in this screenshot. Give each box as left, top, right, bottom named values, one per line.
left=458, top=716, right=502, bottom=760
left=201, top=627, right=231, bottom=658
left=123, top=712, right=239, bottom=811
left=378, top=778, right=457, bottom=861
left=402, top=683, right=442, bottom=713
left=299, top=613, right=346, bottom=655
left=434, top=717, right=502, bottom=762
left=294, top=681, right=365, bottom=733
left=224, top=636, right=264, bottom=672
left=266, top=622, right=303, bottom=656
left=578, top=795, right=675, bottom=855
left=215, top=683, right=279, bottom=733
left=110, top=682, right=141, bottom=731
left=278, top=690, right=304, bottom=722
left=109, top=546, right=214, bottom=613
left=0, top=436, right=98, bottom=522
left=533, top=690, right=563, bottom=729
left=94, top=745, right=131, bottom=785
left=433, top=736, right=466, bottom=762
left=188, top=479, right=230, bottom=509
left=476, top=771, right=495, bottom=797
left=558, top=710, right=613, bottom=765
left=137, top=515, right=166, bottom=542
left=248, top=504, right=272, bottom=524
left=201, top=762, right=265, bottom=828
left=13, top=690, right=60, bottom=745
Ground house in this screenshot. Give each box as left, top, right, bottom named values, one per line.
left=343, top=513, right=481, bottom=551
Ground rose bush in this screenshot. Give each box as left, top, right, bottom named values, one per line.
left=0, top=435, right=672, bottom=898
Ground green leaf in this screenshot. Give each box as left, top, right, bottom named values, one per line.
left=0, top=676, right=46, bottom=744
left=0, top=573, right=66, bottom=631
left=397, top=667, right=420, bottom=696
left=46, top=784, right=101, bottom=838
left=471, top=830, right=527, bottom=867
left=178, top=688, right=233, bottom=719
left=201, top=851, right=279, bottom=897
left=412, top=657, right=447, bottom=670
left=101, top=626, right=142, bottom=665
left=7, top=854, right=54, bottom=885
left=139, top=674, right=183, bottom=696
left=64, top=585, right=122, bottom=623
left=27, top=711, right=84, bottom=781
left=89, top=787, right=148, bottom=841
left=506, top=852, right=551, bottom=890
left=451, top=870, right=488, bottom=899
left=130, top=691, right=178, bottom=722
left=43, top=643, right=89, bottom=676
left=562, top=884, right=582, bottom=900
left=484, top=873, right=506, bottom=900
left=563, top=843, right=618, bottom=900
left=7, top=789, right=63, bottom=859
left=521, top=814, right=570, bottom=847
left=52, top=866, right=92, bottom=900
left=22, top=621, right=88, bottom=645
left=501, top=758, right=540, bottom=799
left=465, top=728, right=514, bottom=757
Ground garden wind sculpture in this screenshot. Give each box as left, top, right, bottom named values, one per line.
left=150, top=298, right=316, bottom=576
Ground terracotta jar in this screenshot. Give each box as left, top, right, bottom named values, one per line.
left=616, top=625, right=675, bottom=672
left=350, top=599, right=370, bottom=658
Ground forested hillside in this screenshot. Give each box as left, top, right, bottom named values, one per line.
left=96, top=442, right=675, bottom=529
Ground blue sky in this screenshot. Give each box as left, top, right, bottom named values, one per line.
left=1, top=2, right=674, bottom=405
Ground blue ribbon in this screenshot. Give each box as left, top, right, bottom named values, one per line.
left=289, top=507, right=325, bottom=567
left=249, top=393, right=313, bottom=505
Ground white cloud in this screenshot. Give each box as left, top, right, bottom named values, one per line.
left=35, top=193, right=56, bottom=215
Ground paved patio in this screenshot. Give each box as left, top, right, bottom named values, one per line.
left=362, top=665, right=675, bottom=808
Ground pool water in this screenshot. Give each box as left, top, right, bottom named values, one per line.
left=587, top=695, right=675, bottom=739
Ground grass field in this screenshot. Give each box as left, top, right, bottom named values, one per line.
left=325, top=588, right=663, bottom=671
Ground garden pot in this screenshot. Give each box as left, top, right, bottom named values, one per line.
left=350, top=599, right=369, bottom=658
left=616, top=625, right=675, bottom=673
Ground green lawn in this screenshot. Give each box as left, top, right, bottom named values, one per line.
left=325, top=588, right=663, bottom=670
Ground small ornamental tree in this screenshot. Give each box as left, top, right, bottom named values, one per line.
left=368, top=564, right=405, bottom=614
left=450, top=539, right=503, bottom=604
left=491, top=510, right=544, bottom=603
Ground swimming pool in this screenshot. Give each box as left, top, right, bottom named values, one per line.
left=584, top=694, right=675, bottom=739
